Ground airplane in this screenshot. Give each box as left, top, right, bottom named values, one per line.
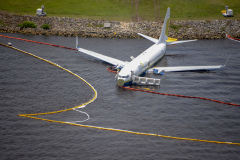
left=76, top=8, right=224, bottom=86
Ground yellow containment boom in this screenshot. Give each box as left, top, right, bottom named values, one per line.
left=166, top=37, right=178, bottom=42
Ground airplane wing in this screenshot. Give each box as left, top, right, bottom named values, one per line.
left=138, top=33, right=197, bottom=45
left=138, top=33, right=158, bottom=43
left=76, top=37, right=127, bottom=67
left=77, top=48, right=127, bottom=66
left=147, top=65, right=224, bottom=74
left=166, top=39, right=197, bottom=45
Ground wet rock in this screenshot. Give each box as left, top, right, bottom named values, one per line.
left=0, top=11, right=239, bottom=39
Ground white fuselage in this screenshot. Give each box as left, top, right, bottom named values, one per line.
left=117, top=43, right=166, bottom=86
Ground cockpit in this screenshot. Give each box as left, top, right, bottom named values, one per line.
left=117, top=73, right=131, bottom=86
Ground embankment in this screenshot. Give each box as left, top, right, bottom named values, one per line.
left=0, top=12, right=239, bottom=39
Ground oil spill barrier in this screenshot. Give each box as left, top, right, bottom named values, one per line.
left=0, top=42, right=97, bottom=117
left=119, top=86, right=240, bottom=107
left=0, top=35, right=78, bottom=50
left=1, top=38, right=240, bottom=146
left=226, top=34, right=240, bottom=42
left=107, top=66, right=118, bottom=73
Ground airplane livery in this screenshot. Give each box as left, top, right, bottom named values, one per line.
left=76, top=8, right=224, bottom=86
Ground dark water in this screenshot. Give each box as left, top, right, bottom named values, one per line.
left=0, top=33, right=240, bottom=160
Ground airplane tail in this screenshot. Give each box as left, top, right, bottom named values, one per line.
left=138, top=8, right=197, bottom=45
left=157, top=7, right=170, bottom=44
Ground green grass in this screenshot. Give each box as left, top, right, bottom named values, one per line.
left=0, top=0, right=239, bottom=21
left=41, top=24, right=51, bottom=29
left=18, top=21, right=37, bottom=28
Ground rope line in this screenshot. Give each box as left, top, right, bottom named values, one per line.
left=1, top=37, right=240, bottom=146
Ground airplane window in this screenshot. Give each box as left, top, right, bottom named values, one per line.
left=119, top=75, right=129, bottom=78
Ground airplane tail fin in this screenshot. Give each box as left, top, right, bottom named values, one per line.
left=157, top=8, right=170, bottom=45
left=138, top=8, right=197, bottom=45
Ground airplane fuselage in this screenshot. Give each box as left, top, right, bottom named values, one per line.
left=117, top=43, right=166, bottom=86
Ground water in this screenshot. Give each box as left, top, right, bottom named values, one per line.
left=0, top=33, right=240, bottom=160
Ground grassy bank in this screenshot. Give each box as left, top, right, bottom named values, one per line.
left=1, top=0, right=240, bottom=21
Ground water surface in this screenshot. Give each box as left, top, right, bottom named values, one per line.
left=0, top=33, right=240, bottom=160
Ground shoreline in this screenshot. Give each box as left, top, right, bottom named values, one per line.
left=0, top=12, right=240, bottom=39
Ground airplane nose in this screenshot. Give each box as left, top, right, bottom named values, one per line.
left=118, top=79, right=125, bottom=86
